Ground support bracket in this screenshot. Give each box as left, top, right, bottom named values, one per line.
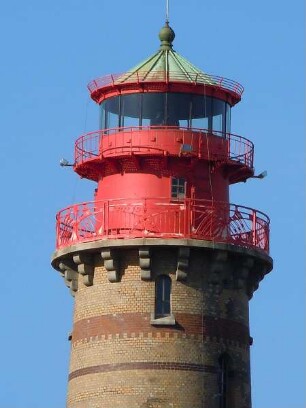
left=208, top=250, right=229, bottom=285
left=139, top=248, right=152, bottom=280
left=234, top=257, right=254, bottom=289
left=101, top=249, right=120, bottom=282
left=59, top=260, right=79, bottom=296
left=73, top=253, right=94, bottom=287
left=176, top=247, right=190, bottom=281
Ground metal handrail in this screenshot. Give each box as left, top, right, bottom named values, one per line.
left=55, top=198, right=269, bottom=253
left=87, top=72, right=244, bottom=97
left=74, top=127, right=254, bottom=169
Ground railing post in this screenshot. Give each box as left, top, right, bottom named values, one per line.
left=143, top=198, right=147, bottom=235
left=252, top=210, right=257, bottom=247
left=187, top=199, right=191, bottom=237
left=56, top=215, right=60, bottom=248
left=227, top=133, right=231, bottom=161
left=266, top=224, right=270, bottom=252
left=73, top=205, right=79, bottom=244
left=183, top=199, right=186, bottom=237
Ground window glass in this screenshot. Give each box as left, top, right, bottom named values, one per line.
left=226, top=104, right=231, bottom=134
left=171, top=177, right=186, bottom=199
left=212, top=99, right=226, bottom=134
left=142, top=93, right=166, bottom=126
left=100, top=93, right=230, bottom=134
left=191, top=95, right=212, bottom=130
left=104, top=97, right=119, bottom=129
left=120, top=94, right=141, bottom=128
left=212, top=113, right=222, bottom=133
left=167, top=93, right=191, bottom=127
left=141, top=118, right=151, bottom=127
left=178, top=119, right=189, bottom=128
left=100, top=103, right=106, bottom=129
left=155, top=275, right=171, bottom=317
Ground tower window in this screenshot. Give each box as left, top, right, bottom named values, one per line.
left=218, top=353, right=231, bottom=408
left=155, top=275, right=171, bottom=318
left=171, top=177, right=186, bottom=199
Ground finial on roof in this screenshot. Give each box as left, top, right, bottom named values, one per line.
left=159, top=21, right=175, bottom=50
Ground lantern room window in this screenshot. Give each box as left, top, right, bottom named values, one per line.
left=100, top=93, right=231, bottom=134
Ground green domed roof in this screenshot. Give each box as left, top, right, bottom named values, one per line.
left=87, top=23, right=243, bottom=103
left=115, top=23, right=216, bottom=86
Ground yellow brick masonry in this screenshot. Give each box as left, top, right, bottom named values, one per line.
left=69, top=336, right=249, bottom=372
left=74, top=250, right=249, bottom=326
left=68, top=370, right=214, bottom=408
left=67, top=248, right=251, bottom=408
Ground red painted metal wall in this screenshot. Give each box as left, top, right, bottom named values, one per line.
left=95, top=163, right=229, bottom=202
left=54, top=74, right=270, bottom=254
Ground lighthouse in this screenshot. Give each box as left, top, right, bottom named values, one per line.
left=52, top=21, right=273, bottom=408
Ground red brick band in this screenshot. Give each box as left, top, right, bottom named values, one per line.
left=72, top=313, right=250, bottom=346
left=69, top=362, right=218, bottom=381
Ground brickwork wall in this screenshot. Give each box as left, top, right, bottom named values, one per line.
left=68, top=371, right=212, bottom=408
left=67, top=247, right=252, bottom=408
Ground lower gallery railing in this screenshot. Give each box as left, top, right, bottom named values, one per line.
left=55, top=198, right=270, bottom=254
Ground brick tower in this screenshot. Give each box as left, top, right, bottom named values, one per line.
left=52, top=21, right=273, bottom=408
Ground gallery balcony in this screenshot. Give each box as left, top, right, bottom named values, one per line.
left=55, top=197, right=270, bottom=254
left=74, top=127, right=254, bottom=183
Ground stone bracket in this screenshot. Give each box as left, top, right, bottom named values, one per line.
left=101, top=249, right=120, bottom=282
left=208, top=250, right=229, bottom=285
left=59, top=261, right=79, bottom=296
left=234, top=257, right=254, bottom=289
left=73, top=253, right=94, bottom=287
left=247, top=261, right=268, bottom=298
left=139, top=248, right=151, bottom=280
left=176, top=247, right=190, bottom=281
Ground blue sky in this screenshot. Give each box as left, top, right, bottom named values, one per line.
left=0, top=1, right=304, bottom=407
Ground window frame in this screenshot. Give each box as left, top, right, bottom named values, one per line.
left=171, top=177, right=186, bottom=200
left=151, top=274, right=175, bottom=326
left=218, top=353, right=232, bottom=408
left=155, top=275, right=171, bottom=318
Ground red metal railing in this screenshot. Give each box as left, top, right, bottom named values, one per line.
left=74, top=127, right=254, bottom=169
left=55, top=198, right=269, bottom=253
left=87, top=72, right=244, bottom=97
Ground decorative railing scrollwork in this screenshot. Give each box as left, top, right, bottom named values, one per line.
left=56, top=198, right=269, bottom=253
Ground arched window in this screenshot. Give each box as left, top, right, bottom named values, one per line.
left=155, top=275, right=171, bottom=318
left=218, top=353, right=231, bottom=408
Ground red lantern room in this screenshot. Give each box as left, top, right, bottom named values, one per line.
left=56, top=23, right=268, bottom=252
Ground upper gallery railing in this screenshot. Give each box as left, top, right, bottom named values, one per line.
left=74, top=127, right=254, bottom=169
left=87, top=72, right=244, bottom=98
left=55, top=198, right=269, bottom=253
